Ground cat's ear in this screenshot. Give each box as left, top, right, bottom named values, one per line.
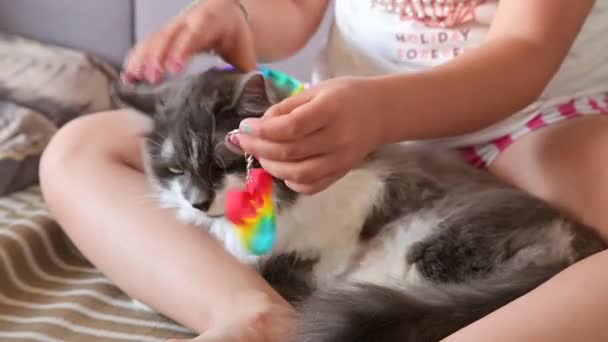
left=110, top=81, right=171, bottom=115
left=233, top=72, right=281, bottom=117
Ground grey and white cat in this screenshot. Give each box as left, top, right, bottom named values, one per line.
left=113, top=68, right=605, bottom=342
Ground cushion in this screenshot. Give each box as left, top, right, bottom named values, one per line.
left=0, top=33, right=118, bottom=125
left=0, top=33, right=118, bottom=195
left=0, top=102, right=56, bottom=196
left=0, top=0, right=134, bottom=66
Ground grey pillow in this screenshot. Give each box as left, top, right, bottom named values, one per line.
left=0, top=102, right=56, bottom=196
left=0, top=33, right=118, bottom=195
left=0, top=33, right=118, bottom=126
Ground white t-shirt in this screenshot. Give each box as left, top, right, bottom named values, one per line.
left=313, top=0, right=608, bottom=147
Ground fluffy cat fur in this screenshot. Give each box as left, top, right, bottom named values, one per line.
left=113, top=68, right=606, bottom=342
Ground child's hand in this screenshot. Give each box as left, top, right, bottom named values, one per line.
left=237, top=77, right=384, bottom=194
left=169, top=291, right=295, bottom=342
left=123, top=0, right=256, bottom=84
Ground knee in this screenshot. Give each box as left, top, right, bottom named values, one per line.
left=542, top=130, right=608, bottom=236
left=41, top=114, right=90, bottom=168
left=39, top=110, right=147, bottom=201
left=40, top=114, right=98, bottom=202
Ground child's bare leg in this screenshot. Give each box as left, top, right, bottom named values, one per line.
left=445, top=115, right=608, bottom=341
left=39, top=110, right=292, bottom=340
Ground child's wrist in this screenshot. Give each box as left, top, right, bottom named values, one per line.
left=363, top=76, right=406, bottom=146
left=367, top=73, right=444, bottom=144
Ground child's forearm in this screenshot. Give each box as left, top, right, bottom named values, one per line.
left=372, top=38, right=564, bottom=144
left=371, top=0, right=594, bottom=144
left=242, top=0, right=330, bottom=62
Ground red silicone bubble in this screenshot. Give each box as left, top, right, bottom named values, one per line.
left=225, top=169, right=274, bottom=226
left=225, top=190, right=256, bottom=226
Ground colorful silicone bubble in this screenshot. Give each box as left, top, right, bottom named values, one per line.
left=217, top=64, right=306, bottom=97
left=221, top=65, right=307, bottom=255
left=258, top=66, right=306, bottom=96
left=225, top=169, right=277, bottom=256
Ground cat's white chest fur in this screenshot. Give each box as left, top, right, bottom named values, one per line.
left=273, top=169, right=385, bottom=283
left=162, top=168, right=386, bottom=282
left=207, top=218, right=261, bottom=264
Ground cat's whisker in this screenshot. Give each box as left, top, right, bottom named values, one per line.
left=146, top=138, right=164, bottom=149
left=135, top=200, right=178, bottom=212
left=131, top=193, right=160, bottom=200
left=132, top=196, right=163, bottom=205
left=150, top=130, right=165, bottom=140
left=214, top=155, right=227, bottom=170
left=131, top=192, right=171, bottom=205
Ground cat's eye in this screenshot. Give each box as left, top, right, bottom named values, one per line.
left=167, top=167, right=184, bottom=175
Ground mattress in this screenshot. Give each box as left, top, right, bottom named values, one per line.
left=0, top=186, right=195, bottom=341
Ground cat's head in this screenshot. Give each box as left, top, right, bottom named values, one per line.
left=113, top=68, right=295, bottom=224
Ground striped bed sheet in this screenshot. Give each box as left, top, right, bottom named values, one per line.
left=0, top=186, right=195, bottom=341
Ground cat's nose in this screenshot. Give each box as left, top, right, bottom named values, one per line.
left=192, top=200, right=212, bottom=212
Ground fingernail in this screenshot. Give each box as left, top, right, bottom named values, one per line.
left=229, top=133, right=241, bottom=147
left=224, top=132, right=244, bottom=155
left=152, top=60, right=162, bottom=70
left=144, top=66, right=154, bottom=82
left=239, top=120, right=255, bottom=134
left=150, top=70, right=161, bottom=83
left=120, top=72, right=132, bottom=84
left=135, top=63, right=145, bottom=75
left=168, top=60, right=183, bottom=74
left=156, top=66, right=164, bottom=80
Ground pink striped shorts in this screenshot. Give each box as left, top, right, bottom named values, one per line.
left=459, top=93, right=608, bottom=169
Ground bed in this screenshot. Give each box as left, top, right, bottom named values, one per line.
left=0, top=186, right=196, bottom=341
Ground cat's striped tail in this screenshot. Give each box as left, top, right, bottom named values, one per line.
left=292, top=265, right=565, bottom=342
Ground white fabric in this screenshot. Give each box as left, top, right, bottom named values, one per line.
left=312, top=0, right=608, bottom=147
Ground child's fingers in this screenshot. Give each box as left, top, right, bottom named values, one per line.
left=285, top=171, right=345, bottom=195
left=143, top=63, right=162, bottom=84
left=237, top=129, right=330, bottom=162
left=147, top=22, right=185, bottom=75
left=240, top=97, right=324, bottom=142
left=169, top=25, right=214, bottom=67
left=120, top=53, right=138, bottom=84
left=123, top=45, right=148, bottom=83
left=120, top=72, right=134, bottom=84
left=124, top=36, right=164, bottom=83
left=258, top=152, right=337, bottom=186
left=264, top=90, right=315, bottom=118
